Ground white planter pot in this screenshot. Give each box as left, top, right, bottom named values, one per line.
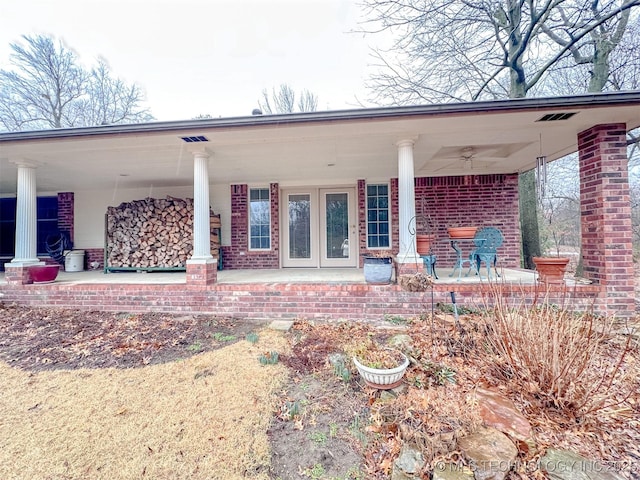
left=353, top=352, right=409, bottom=390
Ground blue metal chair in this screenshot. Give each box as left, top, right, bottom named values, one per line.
left=468, top=227, right=503, bottom=279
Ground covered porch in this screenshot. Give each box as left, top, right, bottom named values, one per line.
left=1, top=92, right=640, bottom=318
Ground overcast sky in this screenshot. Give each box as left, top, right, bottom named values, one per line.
left=0, top=0, right=376, bottom=121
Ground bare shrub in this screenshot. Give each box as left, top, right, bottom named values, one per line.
left=480, top=286, right=634, bottom=415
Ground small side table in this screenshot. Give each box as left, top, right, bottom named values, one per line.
left=449, top=238, right=482, bottom=280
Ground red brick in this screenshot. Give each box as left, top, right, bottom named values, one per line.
left=578, top=123, right=634, bottom=317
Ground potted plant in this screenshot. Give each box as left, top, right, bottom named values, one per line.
left=416, top=233, right=436, bottom=255
left=532, top=256, right=570, bottom=284
left=363, top=250, right=394, bottom=285
left=413, top=212, right=437, bottom=255
left=350, top=340, right=409, bottom=389
left=447, top=226, right=478, bottom=239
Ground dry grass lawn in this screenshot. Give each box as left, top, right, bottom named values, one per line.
left=0, top=328, right=289, bottom=480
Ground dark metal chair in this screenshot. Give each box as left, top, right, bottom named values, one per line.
left=467, top=227, right=503, bottom=279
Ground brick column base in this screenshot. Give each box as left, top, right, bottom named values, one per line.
left=4, top=264, right=35, bottom=285
left=186, top=259, right=217, bottom=286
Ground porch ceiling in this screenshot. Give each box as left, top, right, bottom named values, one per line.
left=1, top=92, right=640, bottom=194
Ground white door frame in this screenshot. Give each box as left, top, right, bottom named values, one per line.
left=282, top=189, right=318, bottom=267
left=281, top=187, right=357, bottom=268
left=319, top=187, right=357, bottom=268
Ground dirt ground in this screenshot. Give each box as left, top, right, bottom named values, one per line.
left=0, top=306, right=267, bottom=371
left=0, top=304, right=293, bottom=480
left=0, top=304, right=370, bottom=479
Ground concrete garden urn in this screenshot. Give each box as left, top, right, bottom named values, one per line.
left=353, top=349, right=409, bottom=389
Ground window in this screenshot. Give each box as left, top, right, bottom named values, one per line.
left=37, top=197, right=59, bottom=255
left=0, top=196, right=59, bottom=256
left=0, top=198, right=16, bottom=257
left=249, top=188, right=271, bottom=249
left=366, top=184, right=390, bottom=248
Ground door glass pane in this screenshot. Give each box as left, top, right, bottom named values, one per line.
left=289, top=194, right=311, bottom=259
left=325, top=193, right=349, bottom=259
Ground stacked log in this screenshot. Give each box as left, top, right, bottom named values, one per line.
left=106, top=196, right=221, bottom=269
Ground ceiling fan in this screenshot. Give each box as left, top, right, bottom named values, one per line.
left=425, top=144, right=509, bottom=174
left=460, top=147, right=477, bottom=170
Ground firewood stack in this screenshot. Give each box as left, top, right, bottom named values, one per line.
left=106, top=196, right=221, bottom=269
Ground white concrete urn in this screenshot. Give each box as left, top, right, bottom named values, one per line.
left=353, top=350, right=409, bottom=390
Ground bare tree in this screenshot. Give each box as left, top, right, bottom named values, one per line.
left=258, top=84, right=318, bottom=114
left=0, top=35, right=152, bottom=131
left=361, top=0, right=639, bottom=103
left=297, top=89, right=319, bottom=113
left=360, top=0, right=640, bottom=267
left=74, top=59, right=153, bottom=126
left=542, top=1, right=637, bottom=92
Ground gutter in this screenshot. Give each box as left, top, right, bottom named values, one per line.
left=1, top=91, right=640, bottom=142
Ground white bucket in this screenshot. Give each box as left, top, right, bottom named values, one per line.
left=65, top=250, right=85, bottom=272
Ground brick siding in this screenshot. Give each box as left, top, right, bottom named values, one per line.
left=0, top=281, right=602, bottom=321
left=57, top=192, right=74, bottom=244
left=578, top=123, right=635, bottom=316
left=358, top=175, right=520, bottom=268
left=221, top=183, right=280, bottom=269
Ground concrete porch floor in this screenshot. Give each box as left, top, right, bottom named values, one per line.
left=1, top=266, right=541, bottom=286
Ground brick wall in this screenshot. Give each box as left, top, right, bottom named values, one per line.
left=0, top=281, right=603, bottom=320
left=414, top=175, right=521, bottom=267
left=578, top=123, right=635, bottom=317
left=222, top=183, right=280, bottom=269
left=84, top=248, right=104, bottom=270
left=57, top=192, right=74, bottom=245
left=358, top=175, right=520, bottom=268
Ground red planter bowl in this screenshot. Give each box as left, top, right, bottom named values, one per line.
left=28, top=264, right=60, bottom=283
left=447, top=227, right=478, bottom=239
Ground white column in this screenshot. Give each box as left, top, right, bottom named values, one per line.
left=397, top=139, right=418, bottom=261
left=11, top=162, right=40, bottom=265
left=191, top=150, right=213, bottom=260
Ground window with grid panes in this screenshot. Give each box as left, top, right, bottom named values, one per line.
left=249, top=188, right=271, bottom=249
left=366, top=184, right=390, bottom=248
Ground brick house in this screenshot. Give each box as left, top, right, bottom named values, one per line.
left=1, top=92, right=639, bottom=318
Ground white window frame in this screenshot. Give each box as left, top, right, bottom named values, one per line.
left=365, top=183, right=391, bottom=250
left=248, top=187, right=271, bottom=251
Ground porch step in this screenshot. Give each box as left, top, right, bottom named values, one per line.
left=269, top=320, right=295, bottom=332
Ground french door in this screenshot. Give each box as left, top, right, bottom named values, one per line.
left=282, top=188, right=356, bottom=268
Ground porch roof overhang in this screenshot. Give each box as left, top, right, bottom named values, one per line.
left=1, top=91, right=640, bottom=194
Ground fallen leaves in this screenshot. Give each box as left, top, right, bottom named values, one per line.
left=0, top=302, right=267, bottom=371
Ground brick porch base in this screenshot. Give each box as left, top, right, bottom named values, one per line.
left=0, top=281, right=605, bottom=321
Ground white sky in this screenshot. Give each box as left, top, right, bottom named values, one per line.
left=0, top=0, right=376, bottom=121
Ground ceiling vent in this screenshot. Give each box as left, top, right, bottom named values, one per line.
left=180, top=135, right=209, bottom=143
left=536, top=112, right=577, bottom=122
